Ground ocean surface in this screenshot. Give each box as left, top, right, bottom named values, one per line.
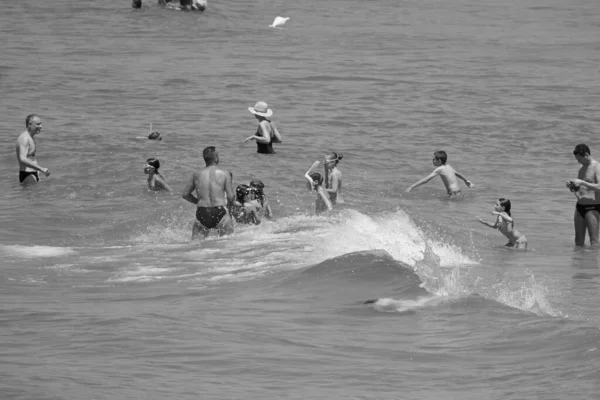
left=1, top=0, right=600, bottom=398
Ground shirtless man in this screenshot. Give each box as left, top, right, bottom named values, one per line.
left=182, top=146, right=234, bottom=239
left=567, top=144, right=600, bottom=247
left=16, top=114, right=51, bottom=185
left=406, top=150, right=473, bottom=196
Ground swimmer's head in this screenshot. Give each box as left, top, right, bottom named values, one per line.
left=324, top=152, right=343, bottom=167
left=236, top=184, right=256, bottom=204
left=203, top=146, right=218, bottom=165
left=433, top=151, right=447, bottom=165
left=148, top=131, right=162, bottom=141
left=132, top=0, right=142, bottom=8
left=144, top=158, right=160, bottom=174
left=573, top=144, right=590, bottom=158
left=496, top=198, right=512, bottom=216
left=308, top=172, right=323, bottom=190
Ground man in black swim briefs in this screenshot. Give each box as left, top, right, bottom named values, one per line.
left=568, top=144, right=600, bottom=247
left=16, top=114, right=51, bottom=185
left=182, top=146, right=234, bottom=239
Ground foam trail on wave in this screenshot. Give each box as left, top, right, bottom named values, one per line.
left=1, top=245, right=77, bottom=258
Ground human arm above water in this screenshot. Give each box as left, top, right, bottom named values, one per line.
left=406, top=169, right=440, bottom=192
left=475, top=215, right=499, bottom=229
left=304, top=161, right=320, bottom=190
left=181, top=173, right=198, bottom=204
left=454, top=170, right=474, bottom=188
left=317, top=186, right=333, bottom=212
left=245, top=121, right=272, bottom=144
left=154, top=174, right=173, bottom=193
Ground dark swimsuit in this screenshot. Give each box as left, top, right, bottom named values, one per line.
left=19, top=171, right=39, bottom=183
left=576, top=203, right=600, bottom=218
left=256, top=122, right=275, bottom=154
left=196, top=206, right=227, bottom=229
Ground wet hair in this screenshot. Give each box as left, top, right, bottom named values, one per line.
left=236, top=184, right=255, bottom=204
left=309, top=172, right=323, bottom=188
left=325, top=152, right=343, bottom=165
left=203, top=146, right=217, bottom=163
left=132, top=0, right=142, bottom=8
left=148, top=131, right=162, bottom=140
left=146, top=158, right=160, bottom=171
left=573, top=144, right=590, bottom=157
left=25, top=114, right=38, bottom=127
left=250, top=180, right=265, bottom=206
left=433, top=151, right=447, bottom=165
left=498, top=198, right=511, bottom=217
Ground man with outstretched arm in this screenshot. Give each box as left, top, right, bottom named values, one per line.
left=182, top=146, right=234, bottom=240
left=567, top=144, right=600, bottom=247
left=16, top=114, right=51, bottom=185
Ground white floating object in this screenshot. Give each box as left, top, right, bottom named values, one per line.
left=269, top=16, right=290, bottom=28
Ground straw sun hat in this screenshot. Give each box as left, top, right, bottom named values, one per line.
left=248, top=101, right=273, bottom=118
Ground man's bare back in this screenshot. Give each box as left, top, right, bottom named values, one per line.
left=181, top=147, right=234, bottom=239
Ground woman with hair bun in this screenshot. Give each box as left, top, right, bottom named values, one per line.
left=324, top=152, right=344, bottom=204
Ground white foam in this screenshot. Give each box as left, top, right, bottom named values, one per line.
left=2, top=245, right=77, bottom=258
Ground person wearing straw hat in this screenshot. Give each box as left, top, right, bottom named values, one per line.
left=245, top=101, right=283, bottom=154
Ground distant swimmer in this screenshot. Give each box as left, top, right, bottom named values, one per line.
left=324, top=152, right=344, bottom=205
left=567, top=144, right=600, bottom=247
left=15, top=114, right=51, bottom=185
left=230, top=184, right=262, bottom=225
left=250, top=179, right=274, bottom=220
left=245, top=101, right=283, bottom=154
left=144, top=158, right=172, bottom=192
left=304, top=161, right=333, bottom=214
left=182, top=146, right=234, bottom=239
left=406, top=150, right=473, bottom=196
left=476, top=198, right=527, bottom=249
left=134, top=0, right=206, bottom=11
left=148, top=131, right=162, bottom=141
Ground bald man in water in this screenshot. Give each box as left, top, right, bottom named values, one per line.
left=16, top=114, right=51, bottom=185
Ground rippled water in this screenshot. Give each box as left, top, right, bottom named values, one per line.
left=1, top=0, right=600, bottom=399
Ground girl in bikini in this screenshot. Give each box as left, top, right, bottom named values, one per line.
left=304, top=161, right=333, bottom=214
left=324, top=152, right=344, bottom=205
left=476, top=198, right=527, bottom=249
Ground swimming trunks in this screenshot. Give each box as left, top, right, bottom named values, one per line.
left=576, top=203, right=600, bottom=219
left=19, top=171, right=39, bottom=183
left=196, top=206, right=227, bottom=229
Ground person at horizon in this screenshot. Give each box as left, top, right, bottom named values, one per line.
left=230, top=184, right=262, bottom=225
left=16, top=114, right=51, bottom=185
left=476, top=198, right=527, bottom=249
left=250, top=179, right=273, bottom=220
left=406, top=150, right=473, bottom=196
left=245, top=101, right=282, bottom=154
left=181, top=146, right=234, bottom=239
left=566, top=144, right=600, bottom=247
left=304, top=161, right=333, bottom=214
left=144, top=158, right=172, bottom=192
left=324, top=152, right=344, bottom=205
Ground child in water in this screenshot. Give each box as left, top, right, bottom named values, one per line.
left=250, top=179, right=273, bottom=220
left=230, top=184, right=262, bottom=225
left=144, top=158, right=172, bottom=192
left=476, top=198, right=527, bottom=249
left=406, top=150, right=474, bottom=196
left=324, top=152, right=344, bottom=205
left=304, top=161, right=333, bottom=214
